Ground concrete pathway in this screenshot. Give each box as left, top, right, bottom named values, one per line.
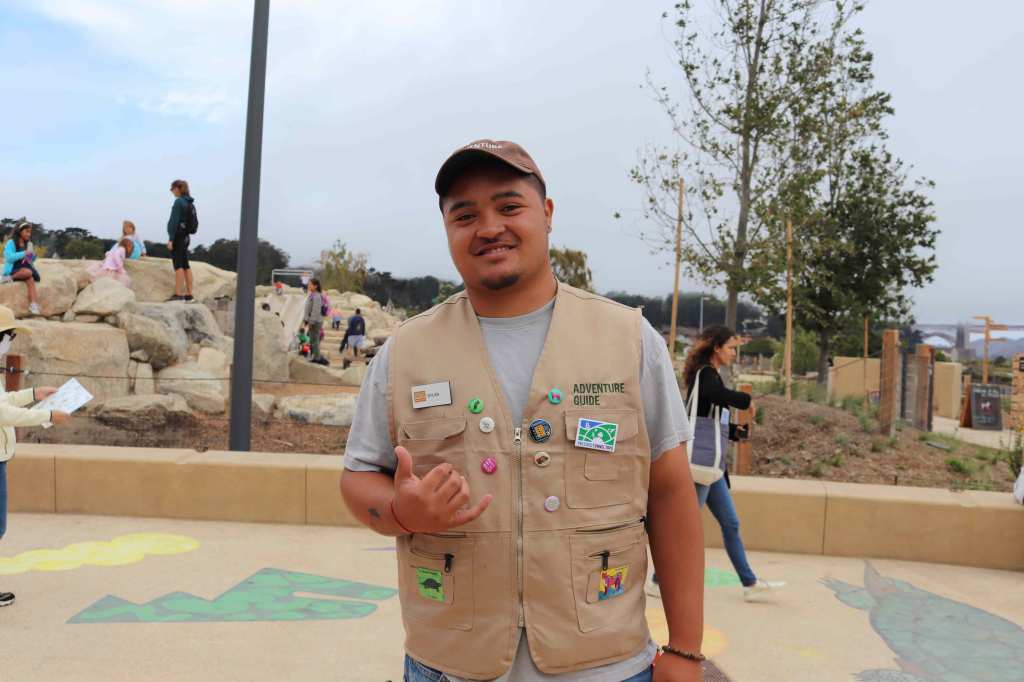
left=933, top=415, right=1020, bottom=450
left=2, top=514, right=1021, bottom=681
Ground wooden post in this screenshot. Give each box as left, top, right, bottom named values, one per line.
left=973, top=315, right=1009, bottom=384
left=914, top=344, right=934, bottom=431
left=734, top=383, right=754, bottom=474
left=4, top=354, right=23, bottom=392
left=784, top=218, right=794, bottom=401
left=667, top=178, right=685, bottom=357
left=863, top=315, right=870, bottom=409
left=879, top=329, right=900, bottom=436
left=960, top=373, right=973, bottom=428
left=1013, top=353, right=1024, bottom=433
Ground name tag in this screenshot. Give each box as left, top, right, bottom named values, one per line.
left=575, top=418, right=619, bottom=453
left=411, top=381, right=452, bottom=409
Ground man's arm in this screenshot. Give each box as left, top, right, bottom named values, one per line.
left=340, top=469, right=409, bottom=536
left=648, top=442, right=704, bottom=663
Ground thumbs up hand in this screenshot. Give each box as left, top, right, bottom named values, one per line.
left=392, top=446, right=492, bottom=534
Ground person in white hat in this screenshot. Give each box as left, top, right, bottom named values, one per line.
left=0, top=305, right=70, bottom=608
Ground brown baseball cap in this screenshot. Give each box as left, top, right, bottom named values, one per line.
left=434, top=139, right=546, bottom=196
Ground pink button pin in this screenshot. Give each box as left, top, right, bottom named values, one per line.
left=481, top=457, right=498, bottom=474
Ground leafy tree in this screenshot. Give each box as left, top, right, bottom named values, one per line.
left=771, top=327, right=819, bottom=375
left=317, top=240, right=368, bottom=294
left=64, top=238, right=106, bottom=260
left=549, top=247, right=594, bottom=291
left=623, top=0, right=849, bottom=330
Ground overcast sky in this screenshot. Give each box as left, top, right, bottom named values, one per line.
left=1, top=0, right=1020, bottom=325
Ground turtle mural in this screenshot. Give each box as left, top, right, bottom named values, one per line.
left=823, top=562, right=1024, bottom=681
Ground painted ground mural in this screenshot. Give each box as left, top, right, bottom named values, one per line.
left=69, top=567, right=398, bottom=624
left=824, top=562, right=1024, bottom=682
left=0, top=533, right=198, bottom=574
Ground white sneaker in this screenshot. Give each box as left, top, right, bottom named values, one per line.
left=28, top=302, right=41, bottom=316
left=0, top=276, right=11, bottom=284
left=743, top=580, right=786, bottom=602
left=645, top=581, right=662, bottom=599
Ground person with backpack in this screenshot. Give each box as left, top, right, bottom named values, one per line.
left=166, top=179, right=197, bottom=302
left=345, top=307, right=366, bottom=358
left=0, top=304, right=71, bottom=608
left=2, top=223, right=43, bottom=316
left=648, top=325, right=786, bottom=603
left=302, top=278, right=327, bottom=364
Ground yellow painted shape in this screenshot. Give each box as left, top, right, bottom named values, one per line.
left=646, top=607, right=727, bottom=658
left=0, top=533, right=199, bottom=575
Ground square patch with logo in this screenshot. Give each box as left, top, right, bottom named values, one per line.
left=598, top=566, right=628, bottom=601
left=575, top=418, right=619, bottom=453
left=416, top=567, right=445, bottom=602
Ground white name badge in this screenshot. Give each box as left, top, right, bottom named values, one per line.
left=411, top=381, right=453, bottom=409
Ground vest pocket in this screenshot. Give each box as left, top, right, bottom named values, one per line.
left=402, top=535, right=475, bottom=631
left=563, top=410, right=639, bottom=508
left=569, top=524, right=647, bottom=634
left=398, top=416, right=467, bottom=477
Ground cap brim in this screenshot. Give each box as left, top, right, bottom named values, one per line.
left=434, top=148, right=535, bottom=196
left=0, top=322, right=31, bottom=334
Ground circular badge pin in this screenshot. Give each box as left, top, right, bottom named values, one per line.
left=468, top=398, right=484, bottom=414
left=479, top=417, right=495, bottom=434
left=547, top=389, right=563, bottom=405
left=481, top=457, right=498, bottom=475
left=528, top=419, right=552, bottom=444
left=543, top=495, right=561, bottom=512
left=533, top=451, right=551, bottom=468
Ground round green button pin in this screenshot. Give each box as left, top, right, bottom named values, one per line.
left=547, top=389, right=563, bottom=405
left=468, top=398, right=484, bottom=414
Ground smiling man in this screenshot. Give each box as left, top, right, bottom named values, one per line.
left=340, top=140, right=706, bottom=682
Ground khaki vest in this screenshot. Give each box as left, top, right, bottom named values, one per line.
left=389, top=283, right=652, bottom=679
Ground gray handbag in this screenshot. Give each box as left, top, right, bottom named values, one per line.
left=686, top=367, right=728, bottom=485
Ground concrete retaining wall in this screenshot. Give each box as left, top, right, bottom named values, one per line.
left=829, top=357, right=880, bottom=400
left=8, top=444, right=1023, bottom=571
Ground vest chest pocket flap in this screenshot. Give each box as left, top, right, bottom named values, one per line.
left=563, top=410, right=640, bottom=509
left=569, top=522, right=648, bottom=638
left=399, top=416, right=467, bottom=478
left=402, top=534, right=476, bottom=631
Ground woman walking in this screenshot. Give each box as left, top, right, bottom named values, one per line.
left=166, top=179, right=195, bottom=302
left=1, top=223, right=42, bottom=316
left=302, top=278, right=326, bottom=364
left=649, top=325, right=786, bottom=602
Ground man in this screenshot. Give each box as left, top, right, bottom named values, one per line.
left=340, top=140, right=705, bottom=682
left=346, top=308, right=366, bottom=358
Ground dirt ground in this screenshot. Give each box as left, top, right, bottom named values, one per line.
left=748, top=393, right=1019, bottom=492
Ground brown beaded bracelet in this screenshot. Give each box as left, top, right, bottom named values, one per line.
left=661, top=645, right=706, bottom=663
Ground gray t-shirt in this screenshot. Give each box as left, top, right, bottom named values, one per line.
left=344, top=299, right=691, bottom=682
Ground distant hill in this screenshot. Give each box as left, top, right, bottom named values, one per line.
left=968, top=336, right=1024, bottom=358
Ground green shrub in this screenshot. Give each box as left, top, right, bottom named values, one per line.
left=830, top=452, right=843, bottom=467
left=1009, top=433, right=1023, bottom=478
left=808, top=463, right=825, bottom=478
left=835, top=432, right=850, bottom=447
left=755, top=406, right=765, bottom=425
left=810, top=414, right=824, bottom=426
left=869, top=440, right=884, bottom=453
left=946, top=458, right=970, bottom=475
left=887, top=436, right=899, bottom=449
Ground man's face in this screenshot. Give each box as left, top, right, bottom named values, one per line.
left=441, top=163, right=553, bottom=292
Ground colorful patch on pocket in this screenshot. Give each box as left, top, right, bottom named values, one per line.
left=416, top=567, right=445, bottom=602
left=576, top=419, right=619, bottom=453
left=598, top=566, right=628, bottom=601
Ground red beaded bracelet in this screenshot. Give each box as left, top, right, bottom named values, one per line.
left=390, top=499, right=415, bottom=535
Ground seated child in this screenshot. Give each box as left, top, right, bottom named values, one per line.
left=87, top=238, right=134, bottom=287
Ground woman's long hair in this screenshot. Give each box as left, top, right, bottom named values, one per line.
left=308, top=278, right=321, bottom=293
left=12, top=222, right=32, bottom=249
left=682, top=324, right=736, bottom=391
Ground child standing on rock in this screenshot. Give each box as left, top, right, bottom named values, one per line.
left=0, top=304, right=70, bottom=608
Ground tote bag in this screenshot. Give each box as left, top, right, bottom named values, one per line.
left=686, top=367, right=729, bottom=485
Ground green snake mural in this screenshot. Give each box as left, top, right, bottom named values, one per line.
left=823, top=562, right=1024, bottom=681
left=69, top=567, right=397, bottom=624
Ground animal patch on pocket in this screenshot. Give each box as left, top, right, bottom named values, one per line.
left=598, top=566, right=628, bottom=601
left=416, top=567, right=445, bottom=602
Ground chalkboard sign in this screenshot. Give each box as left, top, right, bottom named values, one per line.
left=970, top=383, right=1004, bottom=431
left=1018, top=355, right=1024, bottom=373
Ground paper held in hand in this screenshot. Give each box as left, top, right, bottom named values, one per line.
left=35, top=378, right=94, bottom=428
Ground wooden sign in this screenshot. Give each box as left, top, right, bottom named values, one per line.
left=969, top=383, right=1004, bottom=431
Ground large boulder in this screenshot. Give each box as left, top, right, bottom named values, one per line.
left=94, top=394, right=196, bottom=430
left=129, top=360, right=156, bottom=396
left=192, top=305, right=289, bottom=383
left=155, top=361, right=226, bottom=413
left=252, top=393, right=276, bottom=422
left=0, top=262, right=77, bottom=318
left=289, top=355, right=350, bottom=387
left=338, top=362, right=367, bottom=387
left=72, top=277, right=136, bottom=316
left=121, top=310, right=189, bottom=370
left=10, top=320, right=130, bottom=401
left=124, top=258, right=236, bottom=305
left=274, top=393, right=356, bottom=427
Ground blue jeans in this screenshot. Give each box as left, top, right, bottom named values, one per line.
left=696, top=478, right=757, bottom=587
left=0, top=462, right=7, bottom=540
left=403, top=657, right=652, bottom=682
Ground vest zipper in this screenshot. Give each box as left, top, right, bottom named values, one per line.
left=444, top=553, right=454, bottom=574
left=514, top=425, right=524, bottom=627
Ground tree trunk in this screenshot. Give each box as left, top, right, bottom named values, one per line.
left=725, top=283, right=739, bottom=331
left=817, top=329, right=831, bottom=385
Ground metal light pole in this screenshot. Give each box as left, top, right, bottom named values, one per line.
left=698, top=295, right=705, bottom=331
left=229, top=0, right=271, bottom=452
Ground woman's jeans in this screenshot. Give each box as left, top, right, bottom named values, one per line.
left=308, top=321, right=323, bottom=360
left=696, top=478, right=757, bottom=587
left=404, top=656, right=652, bottom=682
left=0, top=462, right=7, bottom=540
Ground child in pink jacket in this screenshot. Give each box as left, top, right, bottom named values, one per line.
left=87, top=238, right=134, bottom=287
